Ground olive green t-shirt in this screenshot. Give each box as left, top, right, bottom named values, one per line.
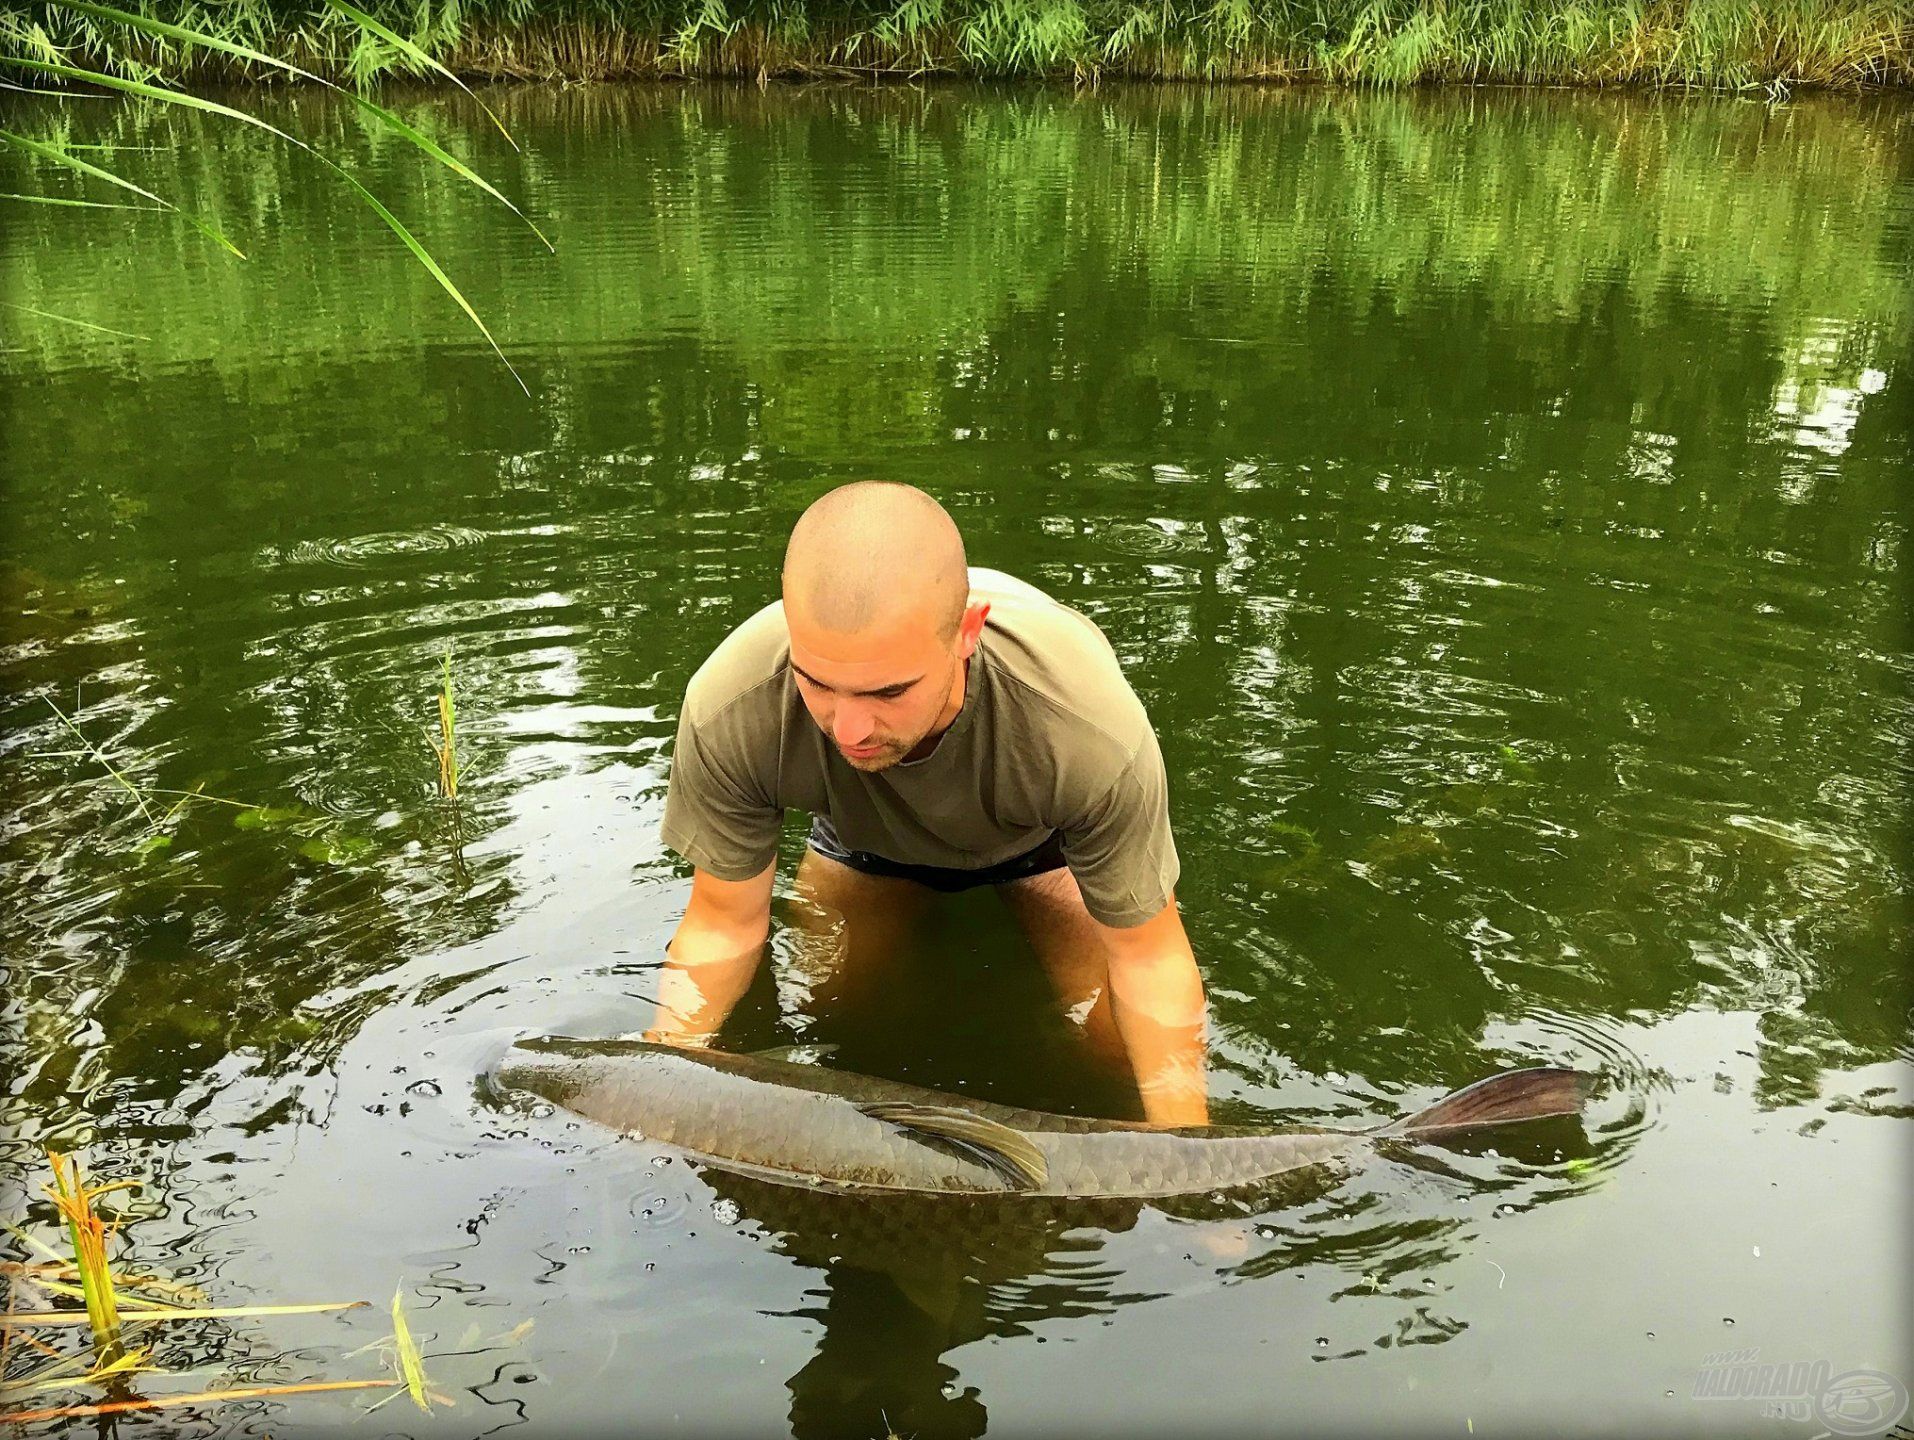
left=659, top=568, right=1180, bottom=927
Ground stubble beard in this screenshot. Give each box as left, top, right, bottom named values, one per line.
left=837, top=741, right=901, bottom=773
left=830, top=653, right=964, bottom=773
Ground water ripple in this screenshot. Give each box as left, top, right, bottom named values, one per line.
left=267, top=525, right=492, bottom=569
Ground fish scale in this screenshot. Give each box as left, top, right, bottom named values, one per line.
left=496, top=1038, right=1592, bottom=1200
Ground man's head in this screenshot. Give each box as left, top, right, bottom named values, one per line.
left=782, top=482, right=988, bottom=772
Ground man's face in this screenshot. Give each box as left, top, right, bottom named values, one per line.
left=785, top=600, right=985, bottom=772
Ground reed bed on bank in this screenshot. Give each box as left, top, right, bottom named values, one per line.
left=2, top=0, right=1908, bottom=87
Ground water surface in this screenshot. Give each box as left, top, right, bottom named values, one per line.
left=1, top=83, right=1909, bottom=1438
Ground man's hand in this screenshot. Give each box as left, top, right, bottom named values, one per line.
left=643, top=862, right=776, bottom=1045
left=1099, top=897, right=1209, bottom=1126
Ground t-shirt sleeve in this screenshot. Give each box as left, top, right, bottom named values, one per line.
left=1059, top=729, right=1181, bottom=928
left=659, top=702, right=782, bottom=881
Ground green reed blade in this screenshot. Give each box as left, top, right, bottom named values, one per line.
left=0, top=300, right=149, bottom=339
left=44, top=1153, right=122, bottom=1359
left=5, top=58, right=528, bottom=394
left=344, top=89, right=552, bottom=252
left=0, top=127, right=245, bottom=257
left=49, top=0, right=551, bottom=250
left=0, top=190, right=158, bottom=208
left=390, top=1284, right=431, bottom=1411
left=50, top=0, right=328, bottom=83
left=322, top=0, right=521, bottom=151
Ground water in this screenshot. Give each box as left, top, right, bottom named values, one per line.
left=2, top=83, right=1909, bottom=1437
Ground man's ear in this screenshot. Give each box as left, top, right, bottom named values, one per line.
left=957, top=600, right=991, bottom=657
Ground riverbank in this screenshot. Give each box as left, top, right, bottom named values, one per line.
left=5, top=0, right=1909, bottom=88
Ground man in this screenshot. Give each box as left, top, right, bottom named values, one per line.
left=648, top=482, right=1208, bottom=1126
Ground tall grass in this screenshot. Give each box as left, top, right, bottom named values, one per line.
left=3, top=0, right=1907, bottom=85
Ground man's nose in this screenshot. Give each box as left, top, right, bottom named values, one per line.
left=833, top=704, right=875, bottom=746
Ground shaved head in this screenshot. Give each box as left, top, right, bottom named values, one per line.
left=783, top=482, right=968, bottom=639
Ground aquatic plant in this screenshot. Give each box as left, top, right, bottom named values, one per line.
left=432, top=649, right=460, bottom=799
left=42, top=1151, right=127, bottom=1358
left=2, top=0, right=1906, bottom=86
left=0, top=1152, right=469, bottom=1424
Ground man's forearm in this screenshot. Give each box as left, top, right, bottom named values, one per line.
left=646, top=931, right=764, bottom=1043
left=644, top=865, right=775, bottom=1044
left=1103, top=913, right=1210, bottom=1126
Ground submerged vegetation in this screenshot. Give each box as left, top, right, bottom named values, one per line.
left=1, top=0, right=1908, bottom=86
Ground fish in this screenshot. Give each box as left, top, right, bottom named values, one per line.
left=494, top=1036, right=1592, bottom=1200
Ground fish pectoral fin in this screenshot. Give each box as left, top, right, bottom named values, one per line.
left=857, top=1102, right=1049, bottom=1190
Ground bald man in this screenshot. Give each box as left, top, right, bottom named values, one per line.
left=648, top=482, right=1208, bottom=1125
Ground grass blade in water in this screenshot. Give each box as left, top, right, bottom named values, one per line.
left=0, top=127, right=245, bottom=257
left=391, top=1285, right=431, bottom=1412
left=1, top=300, right=148, bottom=340
left=3, top=1378, right=397, bottom=1424
left=2, top=1301, right=370, bottom=1327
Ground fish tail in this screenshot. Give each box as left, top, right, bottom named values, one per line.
left=1378, top=1067, right=1592, bottom=1137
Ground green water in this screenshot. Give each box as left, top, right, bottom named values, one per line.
left=1, top=83, right=1909, bottom=1438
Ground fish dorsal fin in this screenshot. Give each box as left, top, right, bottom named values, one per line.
left=858, top=1102, right=1049, bottom=1191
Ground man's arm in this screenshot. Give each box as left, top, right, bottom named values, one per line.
left=1098, top=895, right=1209, bottom=1127
left=643, top=861, right=776, bottom=1045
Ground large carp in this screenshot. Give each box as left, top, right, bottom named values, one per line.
left=494, top=1037, right=1592, bottom=1199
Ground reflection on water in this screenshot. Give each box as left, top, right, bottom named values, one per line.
left=0, top=81, right=1908, bottom=1435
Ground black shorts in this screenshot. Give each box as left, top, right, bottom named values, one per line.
left=806, top=813, right=1067, bottom=892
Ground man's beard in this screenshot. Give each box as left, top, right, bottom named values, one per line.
left=830, top=656, right=963, bottom=772
left=834, top=707, right=943, bottom=772
left=835, top=735, right=910, bottom=772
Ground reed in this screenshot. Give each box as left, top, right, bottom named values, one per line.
left=432, top=650, right=459, bottom=800
left=4, top=0, right=1908, bottom=87
left=41, top=1152, right=128, bottom=1360
left=1, top=1152, right=464, bottom=1425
